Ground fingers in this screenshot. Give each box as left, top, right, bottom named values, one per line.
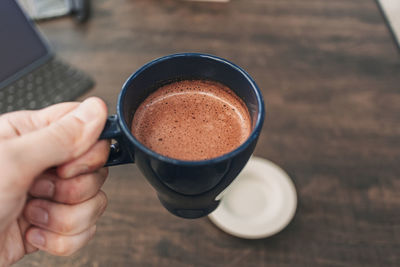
left=57, top=139, right=110, bottom=179
left=0, top=102, right=79, bottom=139
left=29, top=168, right=108, bottom=204
left=25, top=172, right=108, bottom=257
left=29, top=138, right=110, bottom=204
left=24, top=191, right=107, bottom=236
left=2, top=97, right=108, bottom=189
left=18, top=217, right=38, bottom=254
left=26, top=225, right=97, bottom=256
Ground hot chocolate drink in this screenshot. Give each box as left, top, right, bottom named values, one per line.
left=131, top=80, right=251, bottom=161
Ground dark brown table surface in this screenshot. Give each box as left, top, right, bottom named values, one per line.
left=15, top=0, right=400, bottom=266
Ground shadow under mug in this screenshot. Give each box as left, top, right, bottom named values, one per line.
left=100, top=53, right=265, bottom=219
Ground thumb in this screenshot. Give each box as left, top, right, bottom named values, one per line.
left=2, top=97, right=108, bottom=187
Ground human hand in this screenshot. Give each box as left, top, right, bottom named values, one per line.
left=0, top=97, right=109, bottom=266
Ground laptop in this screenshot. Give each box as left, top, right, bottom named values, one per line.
left=0, top=0, right=94, bottom=114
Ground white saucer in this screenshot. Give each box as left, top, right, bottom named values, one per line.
left=208, top=157, right=297, bottom=239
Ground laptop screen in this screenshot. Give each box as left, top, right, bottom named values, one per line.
left=0, top=0, right=49, bottom=83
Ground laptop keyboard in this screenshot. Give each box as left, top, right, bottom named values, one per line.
left=0, top=57, right=94, bottom=114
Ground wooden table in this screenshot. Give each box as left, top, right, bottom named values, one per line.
left=15, top=0, right=400, bottom=266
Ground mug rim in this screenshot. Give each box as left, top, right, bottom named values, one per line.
left=117, top=53, right=265, bottom=166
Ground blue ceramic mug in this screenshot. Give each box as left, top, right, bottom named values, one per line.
left=100, top=53, right=265, bottom=219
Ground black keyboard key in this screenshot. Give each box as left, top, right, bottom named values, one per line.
left=0, top=57, right=94, bottom=114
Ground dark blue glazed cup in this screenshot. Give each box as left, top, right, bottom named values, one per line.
left=100, top=53, right=265, bottom=219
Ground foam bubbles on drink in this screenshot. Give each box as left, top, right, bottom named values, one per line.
left=131, top=80, right=252, bottom=161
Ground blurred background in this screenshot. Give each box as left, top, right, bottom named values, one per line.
left=12, top=0, right=400, bottom=266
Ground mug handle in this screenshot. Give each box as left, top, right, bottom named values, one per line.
left=100, top=115, right=134, bottom=167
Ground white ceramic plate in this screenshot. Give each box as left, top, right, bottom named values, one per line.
left=208, top=157, right=297, bottom=239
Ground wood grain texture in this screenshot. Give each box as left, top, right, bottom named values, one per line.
left=15, top=0, right=400, bottom=266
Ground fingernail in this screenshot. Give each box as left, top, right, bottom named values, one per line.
left=73, top=97, right=102, bottom=123
left=27, top=206, right=49, bottom=225
left=31, top=179, right=55, bottom=198
left=28, top=229, right=46, bottom=247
